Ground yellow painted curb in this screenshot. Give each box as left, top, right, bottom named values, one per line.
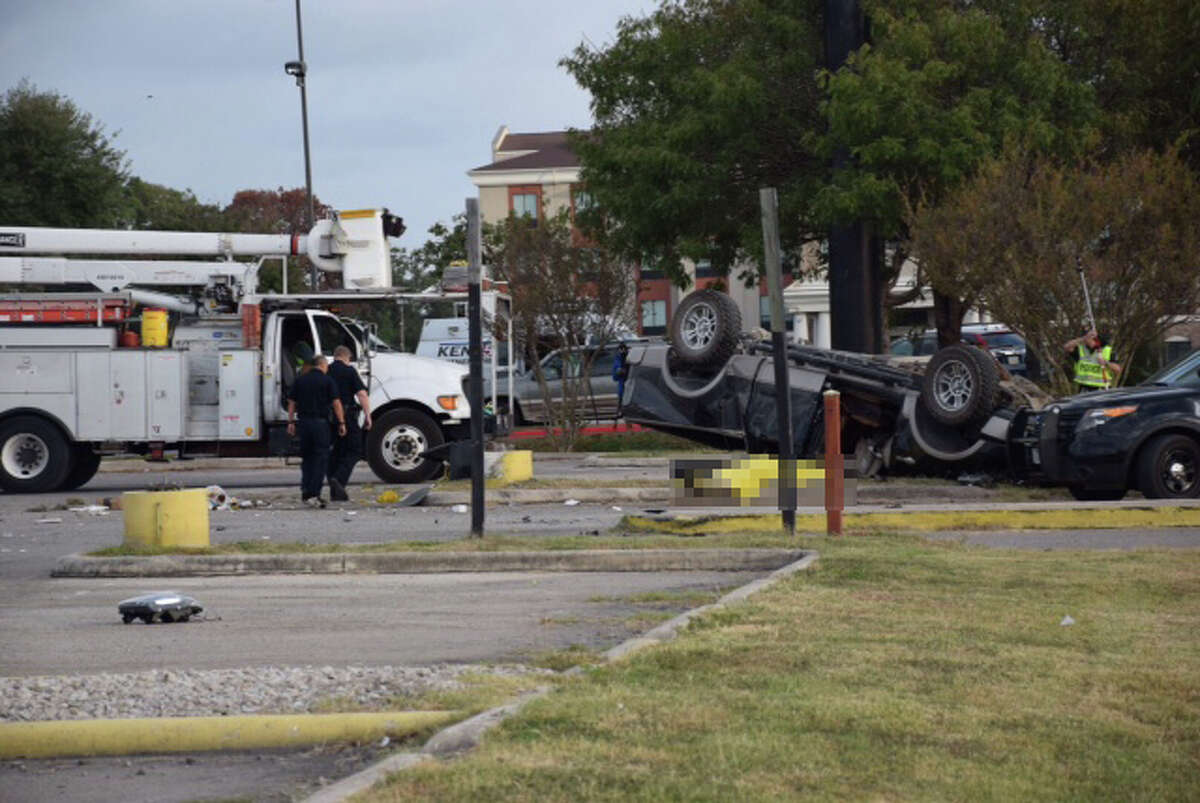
left=0, top=710, right=459, bottom=759
left=123, top=488, right=209, bottom=548
left=489, top=450, right=533, bottom=486
left=626, top=506, right=1200, bottom=534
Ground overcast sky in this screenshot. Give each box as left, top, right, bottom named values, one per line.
left=1, top=0, right=655, bottom=246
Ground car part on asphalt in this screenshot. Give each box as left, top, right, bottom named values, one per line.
left=118, top=592, right=204, bottom=624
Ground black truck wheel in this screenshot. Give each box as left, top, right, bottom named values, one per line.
left=0, top=416, right=73, bottom=493
left=920, top=344, right=999, bottom=427
left=1137, top=433, right=1200, bottom=499
left=669, top=289, right=742, bottom=369
left=366, top=408, right=445, bottom=484
left=61, top=446, right=102, bottom=491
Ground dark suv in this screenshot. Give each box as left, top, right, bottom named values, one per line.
left=1016, top=348, right=1200, bottom=500
left=890, top=324, right=1031, bottom=376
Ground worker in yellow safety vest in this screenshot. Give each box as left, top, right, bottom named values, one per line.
left=1065, top=329, right=1121, bottom=392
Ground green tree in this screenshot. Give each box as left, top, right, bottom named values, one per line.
left=562, top=0, right=827, bottom=285
left=0, top=81, right=130, bottom=227
left=124, top=178, right=225, bottom=231
left=911, top=148, right=1200, bottom=395
left=563, top=1, right=1100, bottom=348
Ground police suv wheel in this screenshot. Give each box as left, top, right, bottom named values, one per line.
left=1137, top=433, right=1200, bottom=499
left=367, top=409, right=445, bottom=484
left=0, top=416, right=73, bottom=493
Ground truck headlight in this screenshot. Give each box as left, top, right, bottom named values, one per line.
left=1076, top=405, right=1138, bottom=433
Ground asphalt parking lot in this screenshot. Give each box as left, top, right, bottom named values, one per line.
left=0, top=456, right=757, bottom=802
left=2, top=454, right=1199, bottom=802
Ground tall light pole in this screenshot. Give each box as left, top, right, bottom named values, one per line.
left=284, top=0, right=317, bottom=291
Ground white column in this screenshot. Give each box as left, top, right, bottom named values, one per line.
left=816, top=312, right=832, bottom=349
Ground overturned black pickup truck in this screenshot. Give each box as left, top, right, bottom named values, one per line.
left=619, top=289, right=1200, bottom=501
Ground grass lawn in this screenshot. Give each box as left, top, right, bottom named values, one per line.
left=363, top=535, right=1200, bottom=802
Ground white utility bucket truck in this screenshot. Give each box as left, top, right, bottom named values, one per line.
left=0, top=209, right=470, bottom=492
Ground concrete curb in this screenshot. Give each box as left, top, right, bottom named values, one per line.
left=0, top=710, right=457, bottom=760
left=302, top=551, right=820, bottom=802
left=426, top=486, right=670, bottom=505
left=52, top=548, right=808, bottom=578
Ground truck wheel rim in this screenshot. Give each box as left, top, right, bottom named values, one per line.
left=933, top=360, right=973, bottom=411
left=681, top=302, right=717, bottom=350
left=1, top=433, right=49, bottom=479
left=381, top=424, right=427, bottom=471
left=1162, top=449, right=1197, bottom=495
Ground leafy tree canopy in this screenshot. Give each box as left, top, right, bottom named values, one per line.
left=562, top=0, right=827, bottom=285
left=124, top=178, right=225, bottom=231
left=911, top=147, right=1200, bottom=394
left=0, top=81, right=130, bottom=227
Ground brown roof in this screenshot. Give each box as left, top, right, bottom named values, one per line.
left=496, top=131, right=570, bottom=152
left=472, top=142, right=580, bottom=173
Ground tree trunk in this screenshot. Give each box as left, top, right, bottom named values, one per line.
left=933, top=290, right=965, bottom=349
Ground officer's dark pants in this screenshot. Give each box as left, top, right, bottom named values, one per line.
left=329, top=414, right=363, bottom=486
left=298, top=417, right=331, bottom=499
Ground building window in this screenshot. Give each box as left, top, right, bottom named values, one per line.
left=508, top=186, right=541, bottom=219
left=694, top=259, right=720, bottom=278
left=641, top=299, right=667, bottom=335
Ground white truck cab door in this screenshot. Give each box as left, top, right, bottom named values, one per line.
left=264, top=311, right=319, bottom=423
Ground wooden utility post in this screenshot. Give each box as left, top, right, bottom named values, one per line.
left=466, top=198, right=485, bottom=538
left=823, top=390, right=844, bottom=535
left=760, top=188, right=795, bottom=535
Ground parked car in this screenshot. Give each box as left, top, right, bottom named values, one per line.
left=890, top=323, right=1032, bottom=377
left=1011, top=347, right=1200, bottom=500
left=490, top=344, right=624, bottom=424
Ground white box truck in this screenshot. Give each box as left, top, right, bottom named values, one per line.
left=0, top=209, right=470, bottom=492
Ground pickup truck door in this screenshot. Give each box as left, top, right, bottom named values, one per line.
left=263, top=311, right=319, bottom=423
left=311, top=311, right=371, bottom=410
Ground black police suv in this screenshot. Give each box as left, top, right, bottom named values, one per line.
left=1018, top=348, right=1200, bottom=500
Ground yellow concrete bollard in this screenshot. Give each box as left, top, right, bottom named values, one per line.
left=123, top=488, right=210, bottom=549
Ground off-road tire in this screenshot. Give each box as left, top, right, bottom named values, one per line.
left=366, top=408, right=445, bottom=484
left=1137, top=433, right=1200, bottom=499
left=0, top=415, right=73, bottom=493
left=669, top=289, right=742, bottom=369
left=920, top=344, right=1000, bottom=427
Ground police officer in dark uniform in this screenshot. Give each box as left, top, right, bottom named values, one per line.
left=286, top=354, right=346, bottom=508
left=327, top=345, right=372, bottom=501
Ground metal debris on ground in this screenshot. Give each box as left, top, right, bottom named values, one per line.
left=68, top=505, right=110, bottom=515
left=117, top=592, right=204, bottom=625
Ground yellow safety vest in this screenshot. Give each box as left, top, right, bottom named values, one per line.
left=1075, top=344, right=1114, bottom=388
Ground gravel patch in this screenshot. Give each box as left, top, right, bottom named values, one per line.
left=0, top=664, right=550, bottom=722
